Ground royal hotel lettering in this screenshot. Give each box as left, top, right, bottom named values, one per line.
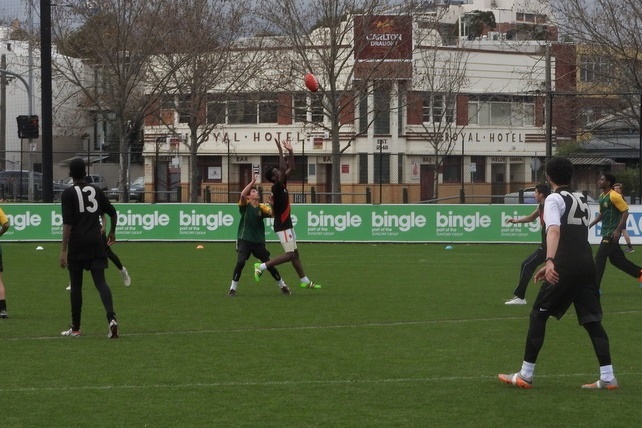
left=210, top=132, right=305, bottom=143
left=443, top=132, right=526, bottom=144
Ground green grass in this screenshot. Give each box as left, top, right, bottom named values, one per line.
left=2, top=242, right=642, bottom=427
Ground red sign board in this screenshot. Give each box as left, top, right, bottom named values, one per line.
left=354, top=15, right=413, bottom=61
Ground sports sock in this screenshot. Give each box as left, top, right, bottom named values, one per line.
left=230, top=281, right=238, bottom=291
left=277, top=279, right=286, bottom=287
left=600, top=365, right=615, bottom=382
left=520, top=361, right=535, bottom=380
left=300, top=276, right=310, bottom=284
left=259, top=263, right=267, bottom=271
left=0, top=299, right=6, bottom=311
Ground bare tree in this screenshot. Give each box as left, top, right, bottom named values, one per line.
left=149, top=0, right=262, bottom=202
left=256, top=0, right=414, bottom=203
left=50, top=0, right=186, bottom=200
left=552, top=0, right=642, bottom=130
left=551, top=0, right=642, bottom=197
left=412, top=36, right=470, bottom=200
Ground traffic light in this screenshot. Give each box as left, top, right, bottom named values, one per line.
left=16, top=115, right=39, bottom=139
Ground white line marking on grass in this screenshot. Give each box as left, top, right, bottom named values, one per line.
left=1, top=372, right=640, bottom=394
left=5, top=310, right=642, bottom=341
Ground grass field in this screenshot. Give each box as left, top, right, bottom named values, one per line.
left=1, top=241, right=642, bottom=427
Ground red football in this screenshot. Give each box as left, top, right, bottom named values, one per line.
left=304, top=72, right=319, bottom=92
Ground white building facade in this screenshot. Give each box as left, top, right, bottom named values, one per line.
left=143, top=10, right=550, bottom=204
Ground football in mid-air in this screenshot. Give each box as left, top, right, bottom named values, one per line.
left=304, top=72, right=319, bottom=92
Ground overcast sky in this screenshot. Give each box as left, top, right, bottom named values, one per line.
left=1, top=0, right=28, bottom=23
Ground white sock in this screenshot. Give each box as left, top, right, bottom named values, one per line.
left=600, top=365, right=615, bottom=382
left=300, top=276, right=310, bottom=284
left=520, top=361, right=535, bottom=380
left=277, top=279, right=286, bottom=288
left=230, top=281, right=238, bottom=291
left=259, top=263, right=267, bottom=271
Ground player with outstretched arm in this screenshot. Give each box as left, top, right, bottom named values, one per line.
left=253, top=138, right=321, bottom=290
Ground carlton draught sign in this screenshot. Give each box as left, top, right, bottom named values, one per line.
left=354, top=15, right=413, bottom=79
left=354, top=15, right=412, bottom=60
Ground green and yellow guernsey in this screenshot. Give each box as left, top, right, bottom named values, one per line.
left=237, top=200, right=272, bottom=243
left=598, top=190, right=629, bottom=236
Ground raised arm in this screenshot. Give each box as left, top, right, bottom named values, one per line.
left=274, top=138, right=295, bottom=181
left=240, top=175, right=257, bottom=202
left=281, top=139, right=295, bottom=177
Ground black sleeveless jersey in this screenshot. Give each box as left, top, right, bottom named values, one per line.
left=550, top=187, right=594, bottom=273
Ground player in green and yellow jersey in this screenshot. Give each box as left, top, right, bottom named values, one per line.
left=228, top=175, right=290, bottom=296
left=589, top=173, right=642, bottom=290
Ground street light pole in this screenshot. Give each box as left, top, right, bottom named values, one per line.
left=638, top=93, right=642, bottom=203
left=40, top=0, right=54, bottom=202
left=460, top=136, right=465, bottom=203
left=225, top=135, right=230, bottom=203
left=545, top=43, right=553, bottom=161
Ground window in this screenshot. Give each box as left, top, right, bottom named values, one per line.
left=294, top=93, right=324, bottom=123
left=373, top=90, right=390, bottom=134
left=467, top=95, right=534, bottom=126
left=177, top=97, right=192, bottom=124
left=198, top=156, right=222, bottom=183
left=359, top=153, right=368, bottom=184
left=516, top=12, right=546, bottom=22
left=373, top=153, right=390, bottom=184
left=442, top=156, right=461, bottom=183
left=423, top=94, right=454, bottom=123
left=207, top=102, right=226, bottom=125
left=228, top=99, right=257, bottom=124
left=294, top=94, right=307, bottom=122
left=259, top=100, right=277, bottom=123
left=470, top=156, right=486, bottom=183
left=580, top=55, right=612, bottom=83
left=359, top=94, right=368, bottom=133
left=226, top=94, right=278, bottom=124
left=579, top=108, right=596, bottom=128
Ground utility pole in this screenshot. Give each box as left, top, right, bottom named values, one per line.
left=40, top=0, right=54, bottom=202
left=639, top=93, right=642, bottom=204
left=0, top=54, right=6, bottom=164
left=545, top=43, right=553, bottom=161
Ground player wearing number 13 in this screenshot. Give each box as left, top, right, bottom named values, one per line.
left=59, top=157, right=119, bottom=338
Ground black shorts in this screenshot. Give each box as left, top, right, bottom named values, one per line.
left=236, top=240, right=271, bottom=263
left=531, top=274, right=602, bottom=325
left=67, top=257, right=108, bottom=271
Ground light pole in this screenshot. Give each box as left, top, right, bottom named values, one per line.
left=0, top=54, right=8, bottom=164
left=40, top=0, right=54, bottom=201
left=460, top=136, right=465, bottom=203
left=545, top=43, right=553, bottom=162
left=638, top=93, right=642, bottom=203
left=224, top=135, right=230, bottom=202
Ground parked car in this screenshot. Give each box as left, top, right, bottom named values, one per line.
left=504, top=187, right=596, bottom=204
left=0, top=170, right=42, bottom=200
left=85, top=174, right=109, bottom=191
left=58, top=176, right=73, bottom=189
left=108, top=177, right=144, bottom=202
left=58, top=174, right=109, bottom=191
left=129, top=176, right=145, bottom=202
